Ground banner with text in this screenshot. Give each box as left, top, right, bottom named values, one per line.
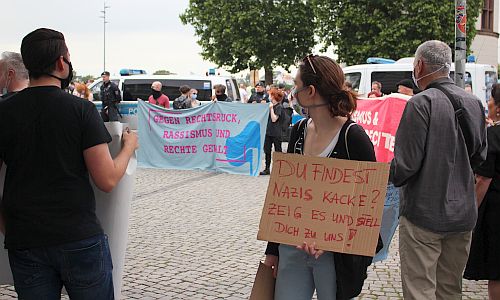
left=257, top=152, right=390, bottom=257
left=352, top=96, right=408, bottom=163
left=138, top=101, right=269, bottom=176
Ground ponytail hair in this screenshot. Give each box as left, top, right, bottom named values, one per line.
left=328, top=89, right=357, bottom=118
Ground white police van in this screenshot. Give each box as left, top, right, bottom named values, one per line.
left=343, top=57, right=497, bottom=106
left=88, top=70, right=241, bottom=129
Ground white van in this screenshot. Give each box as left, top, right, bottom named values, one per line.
left=88, top=74, right=241, bottom=129
left=89, top=74, right=240, bottom=103
left=343, top=58, right=497, bottom=106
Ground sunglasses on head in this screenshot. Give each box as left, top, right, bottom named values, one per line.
left=303, top=54, right=317, bottom=74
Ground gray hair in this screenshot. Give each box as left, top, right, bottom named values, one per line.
left=0, top=51, right=29, bottom=80
left=415, top=40, right=452, bottom=74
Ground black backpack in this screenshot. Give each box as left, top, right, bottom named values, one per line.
left=173, top=96, right=186, bottom=109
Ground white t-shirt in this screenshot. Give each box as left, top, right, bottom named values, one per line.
left=304, top=119, right=341, bottom=157
left=239, top=88, right=248, bottom=103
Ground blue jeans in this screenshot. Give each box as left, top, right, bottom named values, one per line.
left=275, top=245, right=337, bottom=300
left=8, top=234, right=114, bottom=300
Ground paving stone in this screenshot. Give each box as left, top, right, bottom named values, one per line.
left=0, top=168, right=489, bottom=299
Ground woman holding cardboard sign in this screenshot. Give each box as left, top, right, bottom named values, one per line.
left=263, top=55, right=382, bottom=300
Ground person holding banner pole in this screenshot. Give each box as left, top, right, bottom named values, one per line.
left=0, top=28, right=138, bottom=299
left=264, top=55, right=381, bottom=300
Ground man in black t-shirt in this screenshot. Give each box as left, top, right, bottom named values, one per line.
left=100, top=71, right=121, bottom=121
left=0, top=28, right=138, bottom=299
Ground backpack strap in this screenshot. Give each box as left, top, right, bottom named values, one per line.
left=426, top=82, right=474, bottom=158
left=344, top=122, right=357, bottom=160
left=293, top=118, right=308, bottom=154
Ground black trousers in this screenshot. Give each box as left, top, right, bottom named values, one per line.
left=264, top=135, right=282, bottom=170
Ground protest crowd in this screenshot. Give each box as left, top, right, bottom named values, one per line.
left=0, top=26, right=499, bottom=300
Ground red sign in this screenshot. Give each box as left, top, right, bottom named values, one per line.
left=352, top=96, right=408, bottom=163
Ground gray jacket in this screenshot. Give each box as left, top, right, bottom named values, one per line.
left=390, top=77, right=487, bottom=233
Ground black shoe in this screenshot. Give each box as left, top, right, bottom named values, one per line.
left=260, top=169, right=270, bottom=175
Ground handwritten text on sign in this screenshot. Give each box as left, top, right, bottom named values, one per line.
left=257, top=152, right=390, bottom=257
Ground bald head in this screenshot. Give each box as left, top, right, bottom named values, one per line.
left=151, top=81, right=162, bottom=92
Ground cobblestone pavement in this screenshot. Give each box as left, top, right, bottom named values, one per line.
left=0, top=168, right=489, bottom=299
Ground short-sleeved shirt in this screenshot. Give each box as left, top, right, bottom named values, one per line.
left=148, top=94, right=170, bottom=108
left=266, top=103, right=283, bottom=137
left=475, top=125, right=500, bottom=192
left=0, top=86, right=112, bottom=249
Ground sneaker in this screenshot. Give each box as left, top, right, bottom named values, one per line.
left=259, top=169, right=270, bottom=175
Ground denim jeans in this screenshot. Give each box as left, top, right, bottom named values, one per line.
left=275, top=244, right=337, bottom=300
left=8, top=234, right=114, bottom=300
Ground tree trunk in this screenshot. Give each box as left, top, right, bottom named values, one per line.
left=264, top=66, right=273, bottom=85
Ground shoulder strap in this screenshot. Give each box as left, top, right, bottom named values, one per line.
left=427, top=82, right=473, bottom=157
left=427, top=82, right=463, bottom=114
left=344, top=122, right=357, bottom=160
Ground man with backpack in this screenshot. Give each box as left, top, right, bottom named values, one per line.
left=173, top=85, right=193, bottom=109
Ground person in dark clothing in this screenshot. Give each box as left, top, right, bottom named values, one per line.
left=0, top=51, right=29, bottom=101
left=464, top=83, right=500, bottom=300
left=100, top=71, right=121, bottom=121
left=260, top=87, right=284, bottom=175
left=278, top=83, right=289, bottom=104
left=212, top=84, right=232, bottom=102
left=173, top=85, right=193, bottom=109
left=248, top=82, right=268, bottom=103
left=264, top=55, right=380, bottom=300
left=0, top=27, right=138, bottom=299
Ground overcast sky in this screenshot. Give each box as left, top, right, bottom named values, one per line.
left=2, top=0, right=218, bottom=77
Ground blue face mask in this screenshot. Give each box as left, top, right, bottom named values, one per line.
left=191, top=93, right=198, bottom=100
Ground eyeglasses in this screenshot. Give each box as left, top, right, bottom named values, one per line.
left=303, top=54, right=317, bottom=74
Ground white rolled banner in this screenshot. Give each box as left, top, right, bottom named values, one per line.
left=0, top=121, right=137, bottom=300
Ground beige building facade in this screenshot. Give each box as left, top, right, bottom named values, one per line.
left=470, top=0, right=499, bottom=66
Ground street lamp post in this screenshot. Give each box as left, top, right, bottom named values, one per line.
left=100, top=1, right=110, bottom=72
left=455, top=0, right=467, bottom=88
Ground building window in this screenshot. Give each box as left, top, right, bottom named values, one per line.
left=482, top=0, right=494, bottom=31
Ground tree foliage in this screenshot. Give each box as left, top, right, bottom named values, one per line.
left=180, top=0, right=316, bottom=83
left=313, top=0, right=483, bottom=65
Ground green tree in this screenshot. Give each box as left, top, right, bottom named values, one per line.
left=313, top=0, right=483, bottom=65
left=153, top=69, right=175, bottom=75
left=180, top=0, right=316, bottom=84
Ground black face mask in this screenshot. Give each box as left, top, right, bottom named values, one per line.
left=216, top=94, right=226, bottom=101
left=45, top=57, right=73, bottom=90
left=151, top=89, right=162, bottom=100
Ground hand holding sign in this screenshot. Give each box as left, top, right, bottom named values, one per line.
left=258, top=152, right=389, bottom=257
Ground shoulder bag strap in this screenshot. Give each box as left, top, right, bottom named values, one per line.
left=427, top=82, right=471, bottom=156
left=344, top=122, right=356, bottom=160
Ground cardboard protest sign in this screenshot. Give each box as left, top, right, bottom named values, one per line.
left=258, top=152, right=390, bottom=257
